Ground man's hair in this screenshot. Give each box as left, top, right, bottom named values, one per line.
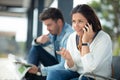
left=39, top=8, right=64, bottom=23
left=71, top=4, right=102, bottom=32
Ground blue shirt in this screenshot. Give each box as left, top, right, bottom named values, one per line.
left=33, top=23, right=74, bottom=75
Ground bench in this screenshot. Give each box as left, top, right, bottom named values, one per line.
left=79, top=56, right=120, bottom=80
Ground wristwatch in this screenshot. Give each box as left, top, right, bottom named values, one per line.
left=82, top=43, right=90, bottom=46
left=34, top=38, right=42, bottom=44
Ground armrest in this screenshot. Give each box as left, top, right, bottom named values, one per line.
left=79, top=72, right=116, bottom=80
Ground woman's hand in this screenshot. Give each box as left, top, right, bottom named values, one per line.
left=82, top=23, right=95, bottom=43
left=78, top=23, right=95, bottom=56
left=56, top=48, right=72, bottom=60
left=56, top=48, right=74, bottom=68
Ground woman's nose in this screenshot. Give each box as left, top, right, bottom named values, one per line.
left=74, top=22, right=80, bottom=27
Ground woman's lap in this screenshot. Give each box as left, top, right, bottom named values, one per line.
left=47, top=69, right=79, bottom=80
left=47, top=69, right=94, bottom=80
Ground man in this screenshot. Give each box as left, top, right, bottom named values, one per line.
left=25, top=7, right=74, bottom=80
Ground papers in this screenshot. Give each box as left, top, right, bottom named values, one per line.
left=8, top=54, right=41, bottom=80
left=15, top=63, right=31, bottom=79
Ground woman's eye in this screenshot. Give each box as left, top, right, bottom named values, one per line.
left=72, top=20, right=75, bottom=23
left=78, top=20, right=83, bottom=23
left=72, top=20, right=75, bottom=22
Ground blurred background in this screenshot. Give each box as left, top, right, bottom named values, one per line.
left=0, top=0, right=119, bottom=79
left=0, top=0, right=120, bottom=57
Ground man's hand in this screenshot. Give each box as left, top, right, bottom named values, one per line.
left=28, top=65, right=39, bottom=74
left=36, top=34, right=49, bottom=44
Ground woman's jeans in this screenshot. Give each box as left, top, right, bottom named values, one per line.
left=46, top=69, right=95, bottom=80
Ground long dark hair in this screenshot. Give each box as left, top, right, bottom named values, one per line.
left=71, top=4, right=102, bottom=32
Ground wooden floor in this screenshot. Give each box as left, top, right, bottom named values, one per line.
left=0, top=58, right=20, bottom=80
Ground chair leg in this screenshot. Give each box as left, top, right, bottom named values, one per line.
left=79, top=72, right=116, bottom=80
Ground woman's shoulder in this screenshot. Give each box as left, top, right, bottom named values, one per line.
left=68, top=32, right=76, bottom=39
left=99, top=30, right=111, bottom=39
left=67, top=32, right=76, bottom=41
left=96, top=30, right=112, bottom=42
left=69, top=32, right=76, bottom=36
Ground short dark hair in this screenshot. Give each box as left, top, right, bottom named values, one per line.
left=39, top=8, right=64, bottom=23
left=71, top=4, right=102, bottom=32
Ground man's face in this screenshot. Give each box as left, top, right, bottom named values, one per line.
left=43, top=19, right=59, bottom=35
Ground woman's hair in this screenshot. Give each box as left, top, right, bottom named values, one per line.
left=39, top=7, right=64, bottom=23
left=71, top=4, right=102, bottom=32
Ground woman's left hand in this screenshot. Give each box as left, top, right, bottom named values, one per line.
left=82, top=23, right=95, bottom=43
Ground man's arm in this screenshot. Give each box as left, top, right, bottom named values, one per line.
left=32, top=34, right=52, bottom=46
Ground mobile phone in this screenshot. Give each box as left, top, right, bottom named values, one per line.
left=84, top=24, right=88, bottom=31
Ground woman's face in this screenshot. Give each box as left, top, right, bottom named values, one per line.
left=72, top=12, right=88, bottom=36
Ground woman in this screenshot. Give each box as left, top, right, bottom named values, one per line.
left=46, top=4, right=112, bottom=80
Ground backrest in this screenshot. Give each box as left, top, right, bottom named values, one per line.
left=112, top=56, right=120, bottom=80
